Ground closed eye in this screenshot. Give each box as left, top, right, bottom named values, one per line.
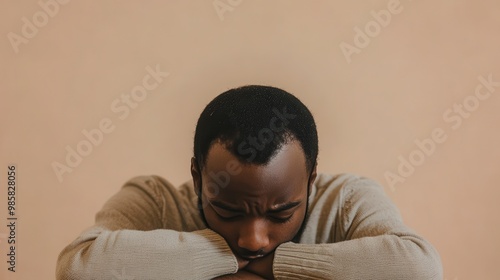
left=209, top=200, right=299, bottom=224
left=269, top=214, right=294, bottom=223
left=215, top=212, right=294, bottom=223
left=214, top=211, right=242, bottom=221
left=211, top=204, right=243, bottom=221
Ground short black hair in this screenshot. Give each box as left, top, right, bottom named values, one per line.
left=193, top=85, right=318, bottom=172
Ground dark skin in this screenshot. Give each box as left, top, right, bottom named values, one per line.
left=191, top=140, right=317, bottom=279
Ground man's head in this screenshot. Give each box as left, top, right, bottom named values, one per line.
left=191, top=85, right=318, bottom=260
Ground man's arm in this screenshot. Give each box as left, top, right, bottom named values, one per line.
left=56, top=176, right=238, bottom=280
left=272, top=175, right=443, bottom=279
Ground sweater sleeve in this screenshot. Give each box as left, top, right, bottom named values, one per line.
left=273, top=175, right=443, bottom=279
left=56, top=176, right=238, bottom=280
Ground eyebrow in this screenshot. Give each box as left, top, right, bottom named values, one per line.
left=210, top=200, right=302, bottom=214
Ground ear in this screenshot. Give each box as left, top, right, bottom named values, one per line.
left=191, top=157, right=202, bottom=197
left=307, top=162, right=317, bottom=196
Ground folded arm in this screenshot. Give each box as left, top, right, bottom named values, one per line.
left=56, top=176, right=238, bottom=280
left=273, top=176, right=443, bottom=279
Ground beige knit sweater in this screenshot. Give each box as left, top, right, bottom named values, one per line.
left=56, top=173, right=443, bottom=279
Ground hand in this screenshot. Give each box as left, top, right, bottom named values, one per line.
left=213, top=270, right=266, bottom=279
left=243, top=251, right=275, bottom=280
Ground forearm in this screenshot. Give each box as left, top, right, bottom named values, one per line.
left=56, top=227, right=238, bottom=280
left=273, top=233, right=442, bottom=280
left=275, top=174, right=443, bottom=279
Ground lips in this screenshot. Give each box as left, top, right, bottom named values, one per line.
left=236, top=247, right=272, bottom=260
left=239, top=254, right=265, bottom=260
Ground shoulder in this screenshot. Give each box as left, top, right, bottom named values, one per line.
left=116, top=175, right=178, bottom=206
left=312, top=173, right=393, bottom=217
left=124, top=175, right=199, bottom=210
left=122, top=175, right=196, bottom=202
left=311, top=173, right=385, bottom=203
left=115, top=175, right=203, bottom=231
left=302, top=173, right=392, bottom=242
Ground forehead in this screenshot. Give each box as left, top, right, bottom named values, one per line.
left=203, top=141, right=308, bottom=199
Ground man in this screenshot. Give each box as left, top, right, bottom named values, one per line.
left=56, top=86, right=443, bottom=279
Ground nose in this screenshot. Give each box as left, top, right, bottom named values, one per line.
left=237, top=219, right=270, bottom=254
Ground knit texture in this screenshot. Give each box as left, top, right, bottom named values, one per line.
left=56, top=173, right=442, bottom=279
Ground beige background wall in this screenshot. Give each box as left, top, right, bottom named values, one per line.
left=1, top=0, right=499, bottom=279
